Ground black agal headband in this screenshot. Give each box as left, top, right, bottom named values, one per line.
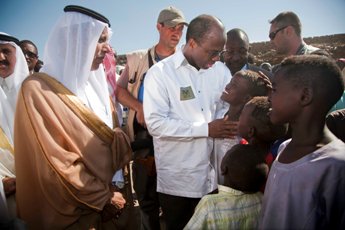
left=0, top=34, right=20, bottom=44
left=64, top=5, right=111, bottom=27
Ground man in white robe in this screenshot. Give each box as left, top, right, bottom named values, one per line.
left=0, top=32, right=29, bottom=221
left=14, top=5, right=134, bottom=229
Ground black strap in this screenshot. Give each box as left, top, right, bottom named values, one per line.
left=139, top=48, right=154, bottom=83
left=64, top=5, right=110, bottom=27
left=147, top=48, right=154, bottom=68
left=0, top=34, right=19, bottom=44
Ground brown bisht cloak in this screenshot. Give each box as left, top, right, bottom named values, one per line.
left=14, top=73, right=132, bottom=229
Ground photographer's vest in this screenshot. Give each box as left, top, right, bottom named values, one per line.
left=125, top=47, right=156, bottom=141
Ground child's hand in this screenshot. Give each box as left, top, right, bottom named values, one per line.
left=258, top=71, right=272, bottom=91
left=2, top=177, right=16, bottom=196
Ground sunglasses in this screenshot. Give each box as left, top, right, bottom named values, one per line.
left=269, top=26, right=288, bottom=40
left=23, top=50, right=38, bottom=59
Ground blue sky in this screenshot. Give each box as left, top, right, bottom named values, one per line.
left=1, top=0, right=344, bottom=56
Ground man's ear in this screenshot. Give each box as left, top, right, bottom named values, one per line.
left=300, top=87, right=313, bottom=106
left=156, top=23, right=162, bottom=31
left=286, top=25, right=294, bottom=37
left=189, top=38, right=198, bottom=48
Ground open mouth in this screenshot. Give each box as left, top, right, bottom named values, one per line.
left=171, top=37, right=179, bottom=43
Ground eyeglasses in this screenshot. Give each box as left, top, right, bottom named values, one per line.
left=198, top=43, right=224, bottom=59
left=23, top=50, right=38, bottom=59
left=269, top=26, right=288, bottom=40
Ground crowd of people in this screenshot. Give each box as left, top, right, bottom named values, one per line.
left=1, top=4, right=344, bottom=230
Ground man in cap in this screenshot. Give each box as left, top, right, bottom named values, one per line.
left=0, top=32, right=29, bottom=222
left=116, top=6, right=188, bottom=230
left=14, top=5, right=132, bottom=229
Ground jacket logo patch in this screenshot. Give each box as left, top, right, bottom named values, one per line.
left=180, top=86, right=195, bottom=101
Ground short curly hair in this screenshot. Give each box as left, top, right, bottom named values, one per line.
left=275, top=55, right=344, bottom=113
left=221, top=144, right=268, bottom=193
left=269, top=11, right=302, bottom=37
left=246, top=96, right=288, bottom=142
left=235, top=70, right=271, bottom=97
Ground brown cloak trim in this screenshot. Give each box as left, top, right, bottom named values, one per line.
left=33, top=72, right=114, bottom=144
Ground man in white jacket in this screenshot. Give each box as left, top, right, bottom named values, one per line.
left=144, top=14, right=236, bottom=229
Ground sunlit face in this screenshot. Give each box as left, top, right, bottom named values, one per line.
left=191, top=28, right=226, bottom=70
left=269, top=23, right=289, bottom=55
left=0, top=43, right=16, bottom=78
left=91, top=27, right=111, bottom=71
left=269, top=71, right=302, bottom=124
left=159, top=23, right=185, bottom=49
left=223, top=36, right=249, bottom=75
left=20, top=42, right=38, bottom=72
left=221, top=73, right=251, bottom=106
left=194, top=41, right=224, bottom=70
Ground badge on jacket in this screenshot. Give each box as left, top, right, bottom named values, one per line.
left=180, top=86, right=195, bottom=101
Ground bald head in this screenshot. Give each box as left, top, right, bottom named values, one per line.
left=186, top=14, right=225, bottom=44
left=184, top=14, right=226, bottom=70
left=227, top=28, right=249, bottom=47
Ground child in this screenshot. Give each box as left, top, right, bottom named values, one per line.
left=185, top=144, right=268, bottom=230
left=238, top=96, right=288, bottom=166
left=259, top=55, right=345, bottom=229
left=214, top=70, right=270, bottom=185
left=220, top=70, right=270, bottom=122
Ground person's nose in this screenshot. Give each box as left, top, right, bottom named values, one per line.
left=23, top=53, right=30, bottom=60
left=0, top=52, right=5, bottom=60
left=173, top=29, right=183, bottom=36
left=232, top=52, right=241, bottom=61
left=103, top=43, right=111, bottom=53
left=173, top=32, right=181, bottom=39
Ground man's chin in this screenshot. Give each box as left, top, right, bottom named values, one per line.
left=230, top=66, right=242, bottom=74
left=0, top=69, right=11, bottom=78
left=203, top=61, right=216, bottom=69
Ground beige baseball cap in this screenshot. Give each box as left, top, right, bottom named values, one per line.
left=157, top=6, right=188, bottom=27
